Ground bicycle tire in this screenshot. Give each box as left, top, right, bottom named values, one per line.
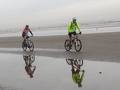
left=74, top=38, right=82, bottom=52
left=64, top=39, right=71, bottom=51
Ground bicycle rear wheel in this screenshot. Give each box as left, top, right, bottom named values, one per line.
left=74, top=39, right=82, bottom=52
left=64, top=39, right=71, bottom=51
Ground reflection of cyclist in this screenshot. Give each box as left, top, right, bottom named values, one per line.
left=72, top=67, right=85, bottom=87
left=22, top=25, right=33, bottom=40
left=67, top=18, right=81, bottom=42
left=66, top=58, right=85, bottom=87
left=23, top=52, right=36, bottom=78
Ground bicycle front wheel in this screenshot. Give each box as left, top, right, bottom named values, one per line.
left=74, top=39, right=82, bottom=52
left=64, top=39, right=71, bottom=51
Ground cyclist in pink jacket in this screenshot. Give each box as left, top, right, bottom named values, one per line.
left=22, top=25, right=33, bottom=40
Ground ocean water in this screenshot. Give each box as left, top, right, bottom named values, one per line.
left=0, top=26, right=120, bottom=37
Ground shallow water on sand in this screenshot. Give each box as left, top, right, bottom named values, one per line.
left=0, top=51, right=119, bottom=90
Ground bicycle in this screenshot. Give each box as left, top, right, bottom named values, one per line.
left=64, top=34, right=82, bottom=52
left=22, top=36, right=34, bottom=52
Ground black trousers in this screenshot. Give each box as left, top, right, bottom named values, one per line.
left=68, top=32, right=76, bottom=38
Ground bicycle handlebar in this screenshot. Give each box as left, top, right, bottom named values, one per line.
left=29, top=35, right=33, bottom=37
left=79, top=32, right=82, bottom=35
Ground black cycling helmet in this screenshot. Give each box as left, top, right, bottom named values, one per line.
left=72, top=17, right=76, bottom=23
left=25, top=25, right=29, bottom=28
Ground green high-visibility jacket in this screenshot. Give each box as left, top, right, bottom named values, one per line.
left=67, top=21, right=80, bottom=33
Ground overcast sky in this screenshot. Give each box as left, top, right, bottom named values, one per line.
left=0, top=0, right=120, bottom=29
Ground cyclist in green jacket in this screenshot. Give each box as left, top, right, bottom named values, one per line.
left=67, top=18, right=81, bottom=41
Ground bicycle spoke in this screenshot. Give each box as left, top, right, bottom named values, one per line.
left=64, top=39, right=71, bottom=51
left=74, top=39, right=82, bottom=52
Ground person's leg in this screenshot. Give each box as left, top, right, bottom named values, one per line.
left=68, top=33, right=72, bottom=40
left=73, top=32, right=77, bottom=38
left=22, top=36, right=25, bottom=45
left=68, top=33, right=72, bottom=45
left=23, top=35, right=27, bottom=46
left=22, top=32, right=27, bottom=40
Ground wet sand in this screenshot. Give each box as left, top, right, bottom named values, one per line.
left=0, top=32, right=120, bottom=62
left=0, top=52, right=120, bottom=90
left=0, top=32, right=120, bottom=90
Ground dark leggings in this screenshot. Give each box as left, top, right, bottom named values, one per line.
left=68, top=32, right=76, bottom=39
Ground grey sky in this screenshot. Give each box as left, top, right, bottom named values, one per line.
left=0, top=0, right=120, bottom=29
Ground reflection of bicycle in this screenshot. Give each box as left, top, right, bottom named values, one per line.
left=22, top=36, right=34, bottom=52
left=66, top=58, right=83, bottom=69
left=23, top=52, right=35, bottom=64
left=23, top=51, right=36, bottom=78
left=64, top=34, right=82, bottom=52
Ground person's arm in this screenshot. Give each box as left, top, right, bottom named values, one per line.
left=31, top=66, right=36, bottom=74
left=79, top=70, right=85, bottom=85
left=76, top=22, right=81, bottom=34
left=29, top=29, right=33, bottom=36
left=22, top=29, right=25, bottom=35
left=67, top=23, right=71, bottom=33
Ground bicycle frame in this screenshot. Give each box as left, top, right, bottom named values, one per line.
left=24, top=36, right=32, bottom=45
left=25, top=36, right=32, bottom=40
left=70, top=34, right=79, bottom=44
left=72, top=33, right=79, bottom=39
left=22, top=35, right=34, bottom=52
left=74, top=34, right=79, bottom=38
